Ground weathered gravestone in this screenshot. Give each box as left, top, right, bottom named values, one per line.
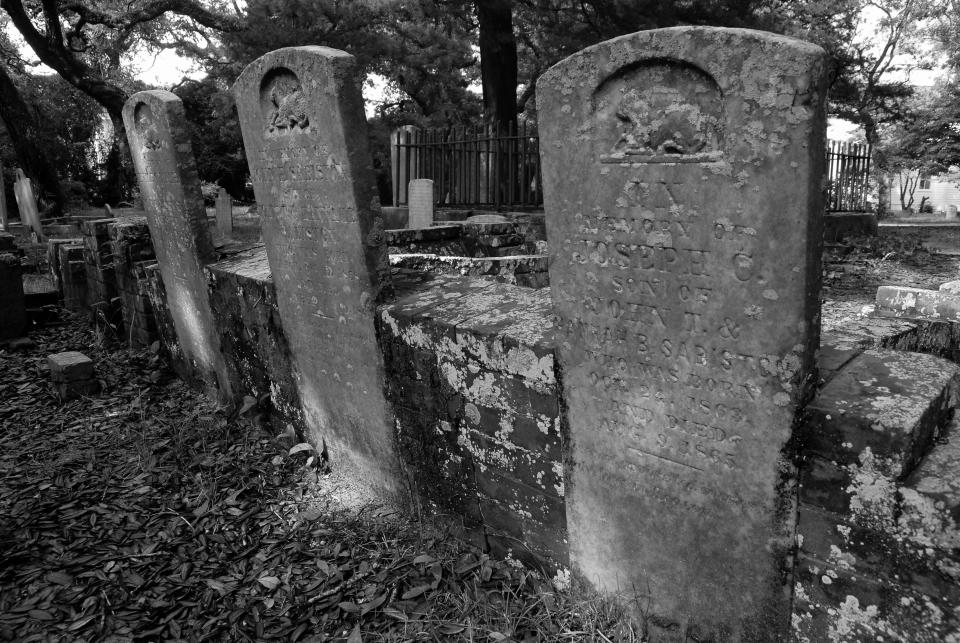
left=122, top=90, right=232, bottom=400
left=13, top=170, right=42, bottom=240
left=215, top=187, right=233, bottom=239
left=407, top=178, right=434, bottom=229
left=234, top=47, right=399, bottom=495
left=537, top=27, right=827, bottom=641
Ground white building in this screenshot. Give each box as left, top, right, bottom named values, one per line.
left=887, top=168, right=960, bottom=215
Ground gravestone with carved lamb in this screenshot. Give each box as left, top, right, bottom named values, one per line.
left=233, top=47, right=400, bottom=496
left=537, top=27, right=828, bottom=641
left=122, top=90, right=233, bottom=400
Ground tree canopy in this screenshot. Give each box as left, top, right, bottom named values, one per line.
left=0, top=0, right=956, bottom=210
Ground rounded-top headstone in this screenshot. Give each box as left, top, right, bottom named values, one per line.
left=537, top=26, right=828, bottom=641
left=232, top=47, right=399, bottom=497
left=121, top=90, right=231, bottom=400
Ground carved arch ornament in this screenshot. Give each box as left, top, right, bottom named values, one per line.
left=133, top=102, right=163, bottom=151
left=259, top=68, right=310, bottom=135
left=594, top=59, right=724, bottom=164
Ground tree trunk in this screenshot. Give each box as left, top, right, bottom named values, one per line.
left=476, top=0, right=518, bottom=208
left=0, top=64, right=65, bottom=217
left=476, top=0, right=517, bottom=129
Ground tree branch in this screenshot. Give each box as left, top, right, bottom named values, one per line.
left=60, top=0, right=242, bottom=32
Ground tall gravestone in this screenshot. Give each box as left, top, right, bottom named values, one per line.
left=538, top=28, right=827, bottom=641
left=122, top=90, right=232, bottom=401
left=233, top=47, right=399, bottom=495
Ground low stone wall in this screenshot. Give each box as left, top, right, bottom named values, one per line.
left=378, top=273, right=567, bottom=570
left=879, top=222, right=960, bottom=254
left=823, top=212, right=878, bottom=241
left=795, top=344, right=960, bottom=640
left=385, top=220, right=547, bottom=259
left=80, top=218, right=122, bottom=333
left=57, top=244, right=87, bottom=313
left=205, top=246, right=302, bottom=431
left=109, top=218, right=158, bottom=348
left=0, top=251, right=26, bottom=340
left=390, top=254, right=549, bottom=289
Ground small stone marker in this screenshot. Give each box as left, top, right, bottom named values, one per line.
left=876, top=282, right=960, bottom=322
left=48, top=351, right=97, bottom=399
left=537, top=27, right=827, bottom=640
left=122, top=90, right=232, bottom=400
left=407, top=178, right=434, bottom=229
left=234, top=47, right=399, bottom=495
left=13, top=169, right=42, bottom=241
left=0, top=252, right=27, bottom=340
left=215, top=187, right=233, bottom=239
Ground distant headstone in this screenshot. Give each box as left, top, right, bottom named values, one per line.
left=122, top=90, right=232, bottom=400
left=215, top=187, right=233, bottom=239
left=234, top=47, right=399, bottom=495
left=390, top=125, right=419, bottom=205
left=538, top=27, right=827, bottom=641
left=948, top=205, right=958, bottom=220
left=13, top=169, right=42, bottom=241
left=407, top=179, right=434, bottom=229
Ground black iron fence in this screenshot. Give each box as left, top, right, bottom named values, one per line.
left=393, top=129, right=873, bottom=213
left=392, top=122, right=542, bottom=210
left=826, top=140, right=872, bottom=212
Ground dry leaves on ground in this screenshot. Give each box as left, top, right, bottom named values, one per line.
left=0, top=315, right=641, bottom=643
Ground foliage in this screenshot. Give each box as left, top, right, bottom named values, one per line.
left=172, top=77, right=251, bottom=200
left=876, top=80, right=960, bottom=210
left=215, top=0, right=482, bottom=128
left=16, top=74, right=104, bottom=184
left=0, top=317, right=645, bottom=642
left=513, top=0, right=775, bottom=115
left=811, top=0, right=943, bottom=144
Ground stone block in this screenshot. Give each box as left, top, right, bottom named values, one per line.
left=0, top=252, right=27, bottom=340
left=804, top=349, right=959, bottom=478
left=48, top=351, right=97, bottom=399
left=48, top=351, right=94, bottom=381
left=818, top=332, right=864, bottom=384
left=875, top=285, right=960, bottom=322
left=793, top=550, right=960, bottom=642
left=0, top=232, right=16, bottom=252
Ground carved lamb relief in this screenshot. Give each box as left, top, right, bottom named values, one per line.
left=260, top=69, right=310, bottom=134
left=596, top=59, right=724, bottom=163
